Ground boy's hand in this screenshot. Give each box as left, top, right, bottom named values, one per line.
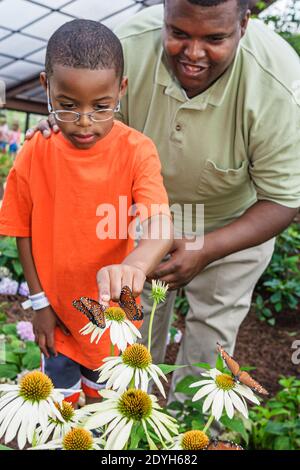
left=32, top=305, right=70, bottom=358
left=25, top=114, right=59, bottom=140
left=97, top=263, right=146, bottom=305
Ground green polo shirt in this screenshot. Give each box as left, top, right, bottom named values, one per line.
left=115, top=5, right=300, bottom=234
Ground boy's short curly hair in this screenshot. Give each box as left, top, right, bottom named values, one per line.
left=45, top=19, right=124, bottom=80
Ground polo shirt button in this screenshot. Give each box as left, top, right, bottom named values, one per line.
left=175, top=124, right=181, bottom=131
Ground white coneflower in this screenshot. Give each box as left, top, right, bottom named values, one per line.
left=80, top=306, right=141, bottom=352
left=171, top=430, right=210, bottom=450
left=0, top=371, right=79, bottom=449
left=96, top=344, right=167, bottom=397
left=35, top=400, right=91, bottom=444
left=150, top=280, right=168, bottom=304
left=30, top=427, right=103, bottom=450
left=190, top=368, right=260, bottom=420
left=84, top=389, right=178, bottom=450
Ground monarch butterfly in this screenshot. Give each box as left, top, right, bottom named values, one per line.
left=207, top=439, right=243, bottom=451
left=73, top=285, right=143, bottom=328
left=217, top=343, right=269, bottom=396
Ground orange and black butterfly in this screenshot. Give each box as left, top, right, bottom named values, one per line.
left=73, top=285, right=143, bottom=327
left=207, top=439, right=243, bottom=451
left=119, top=286, right=143, bottom=321
left=217, top=343, right=269, bottom=396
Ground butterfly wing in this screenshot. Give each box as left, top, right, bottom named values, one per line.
left=207, top=439, right=243, bottom=451
left=237, top=371, right=269, bottom=396
left=119, top=285, right=144, bottom=321
left=80, top=297, right=106, bottom=329
left=217, top=343, right=240, bottom=377
left=73, top=299, right=94, bottom=323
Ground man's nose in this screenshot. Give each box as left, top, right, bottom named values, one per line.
left=184, top=40, right=206, bottom=62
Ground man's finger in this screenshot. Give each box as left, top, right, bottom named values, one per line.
left=152, top=258, right=178, bottom=278
left=97, top=269, right=111, bottom=305
left=49, top=114, right=59, bottom=133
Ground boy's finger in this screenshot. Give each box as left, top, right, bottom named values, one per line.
left=132, top=270, right=146, bottom=298
left=46, top=332, right=57, bottom=357
left=38, top=334, right=50, bottom=358
left=57, top=318, right=70, bottom=335
left=97, top=269, right=111, bottom=305
left=25, top=128, right=36, bottom=140
left=109, top=267, right=122, bottom=301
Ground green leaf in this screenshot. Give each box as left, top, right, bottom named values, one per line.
left=265, top=421, right=285, bottom=435
left=215, top=353, right=225, bottom=372
left=175, top=375, right=198, bottom=396
left=273, top=436, right=291, bottom=450
left=0, top=363, right=18, bottom=379
left=22, top=348, right=40, bottom=370
left=1, top=324, right=17, bottom=336
left=191, top=362, right=211, bottom=370
left=157, top=363, right=187, bottom=375
left=0, top=444, right=13, bottom=450
left=221, top=416, right=249, bottom=444
left=4, top=351, right=20, bottom=365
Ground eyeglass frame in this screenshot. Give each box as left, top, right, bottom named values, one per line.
left=46, top=83, right=120, bottom=123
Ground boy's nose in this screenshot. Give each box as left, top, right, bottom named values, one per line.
left=76, top=113, right=92, bottom=127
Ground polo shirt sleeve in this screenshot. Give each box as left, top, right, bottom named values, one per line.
left=131, top=136, right=170, bottom=223
left=248, top=92, right=300, bottom=209
left=0, top=143, right=32, bottom=237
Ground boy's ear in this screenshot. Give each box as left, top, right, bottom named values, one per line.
left=40, top=72, right=47, bottom=91
left=119, top=76, right=128, bottom=99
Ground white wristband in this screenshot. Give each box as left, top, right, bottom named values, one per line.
left=22, top=291, right=50, bottom=311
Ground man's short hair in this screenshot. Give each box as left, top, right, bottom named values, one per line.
left=45, top=19, right=124, bottom=79
left=165, top=0, right=249, bottom=17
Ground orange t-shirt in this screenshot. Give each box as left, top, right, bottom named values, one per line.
left=0, top=121, right=170, bottom=368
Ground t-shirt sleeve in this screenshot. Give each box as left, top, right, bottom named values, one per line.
left=131, top=137, right=170, bottom=223
left=0, top=145, right=32, bottom=237
left=248, top=93, right=300, bottom=209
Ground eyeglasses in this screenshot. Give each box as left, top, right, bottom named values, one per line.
left=46, top=85, right=120, bottom=123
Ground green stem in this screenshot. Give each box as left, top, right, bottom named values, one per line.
left=147, top=300, right=157, bottom=353
left=110, top=342, right=114, bottom=357
left=203, top=414, right=214, bottom=434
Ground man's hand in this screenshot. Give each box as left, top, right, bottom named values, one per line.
left=148, top=237, right=208, bottom=290
left=32, top=306, right=70, bottom=358
left=25, top=114, right=59, bottom=140
left=97, top=263, right=146, bottom=305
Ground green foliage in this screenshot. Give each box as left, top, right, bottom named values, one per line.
left=175, top=292, right=189, bottom=316
left=254, top=224, right=300, bottom=324
left=0, top=154, right=13, bottom=183
left=246, top=376, right=300, bottom=450
left=0, top=322, right=40, bottom=380
left=0, top=237, right=23, bottom=281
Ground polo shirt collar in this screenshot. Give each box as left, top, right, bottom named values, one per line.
left=155, top=44, right=241, bottom=109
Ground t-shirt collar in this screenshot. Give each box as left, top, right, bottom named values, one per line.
left=155, top=44, right=241, bottom=109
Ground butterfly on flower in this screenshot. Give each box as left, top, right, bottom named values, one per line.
left=73, top=285, right=143, bottom=329
left=207, top=439, right=243, bottom=451
left=217, top=343, right=269, bottom=396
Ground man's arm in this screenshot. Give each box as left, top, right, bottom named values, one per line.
left=97, top=214, right=173, bottom=302
left=152, top=201, right=298, bottom=289
left=17, top=237, right=69, bottom=357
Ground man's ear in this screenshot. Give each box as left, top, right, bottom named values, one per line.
left=240, top=9, right=251, bottom=38
left=119, top=76, right=128, bottom=99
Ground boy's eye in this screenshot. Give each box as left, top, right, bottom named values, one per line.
left=94, top=104, right=110, bottom=110
left=59, top=103, right=76, bottom=109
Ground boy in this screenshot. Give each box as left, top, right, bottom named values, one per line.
left=0, top=20, right=172, bottom=404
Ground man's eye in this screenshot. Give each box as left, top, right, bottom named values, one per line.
left=209, top=37, right=225, bottom=43
left=172, top=29, right=187, bottom=38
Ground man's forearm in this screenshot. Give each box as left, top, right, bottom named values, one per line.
left=122, top=214, right=173, bottom=275
left=16, top=237, right=43, bottom=294
left=204, top=201, right=298, bottom=265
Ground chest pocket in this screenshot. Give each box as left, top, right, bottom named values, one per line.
left=197, top=160, right=250, bottom=201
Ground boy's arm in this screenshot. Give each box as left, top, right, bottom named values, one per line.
left=17, top=237, right=69, bottom=358
left=97, top=214, right=173, bottom=303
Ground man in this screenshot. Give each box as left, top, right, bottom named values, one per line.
left=28, top=0, right=300, bottom=402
